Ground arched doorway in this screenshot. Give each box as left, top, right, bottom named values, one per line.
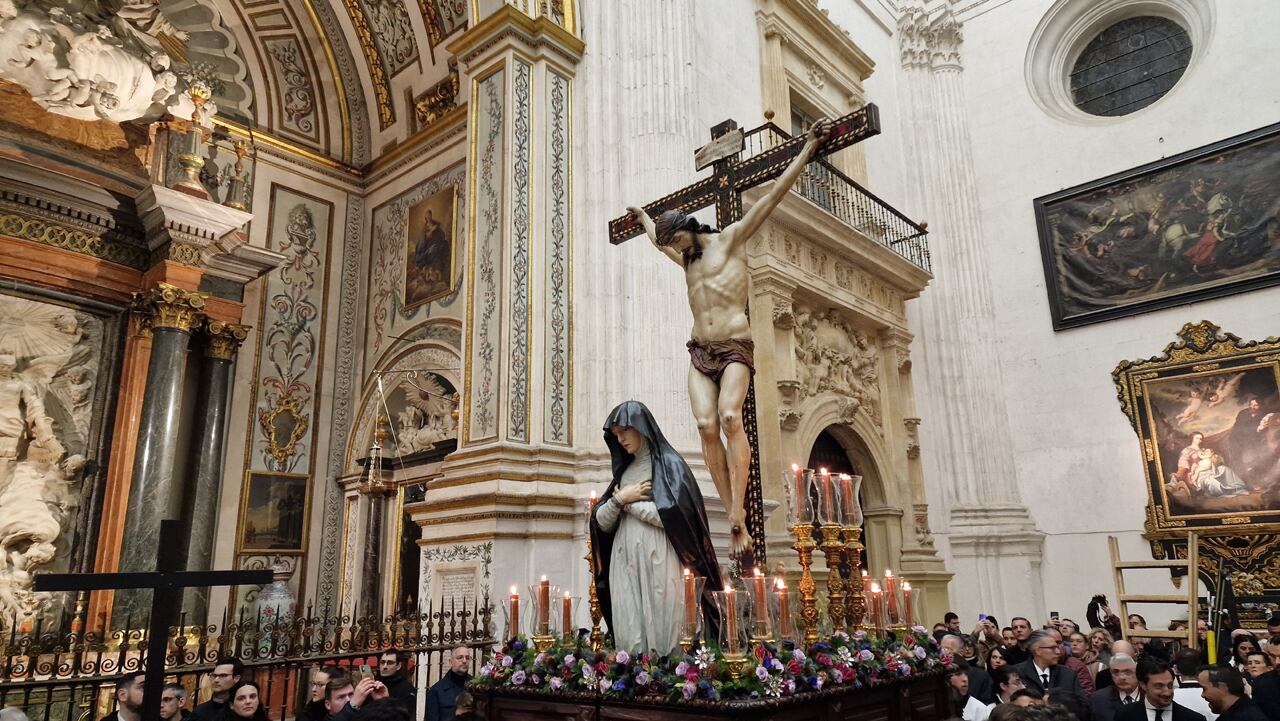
left=806, top=427, right=866, bottom=570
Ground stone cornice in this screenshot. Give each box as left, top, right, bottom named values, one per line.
left=756, top=0, right=877, bottom=86
left=447, top=4, right=586, bottom=69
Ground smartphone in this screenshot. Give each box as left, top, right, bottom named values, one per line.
left=359, top=664, right=372, bottom=681
left=979, top=614, right=988, bottom=622
left=1050, top=611, right=1060, bottom=619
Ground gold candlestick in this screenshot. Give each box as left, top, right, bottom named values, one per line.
left=585, top=494, right=604, bottom=651
left=790, top=523, right=820, bottom=646
left=842, top=526, right=866, bottom=630
left=819, top=524, right=846, bottom=633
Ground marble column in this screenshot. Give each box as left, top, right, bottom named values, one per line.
left=114, top=283, right=207, bottom=624
left=895, top=3, right=1044, bottom=620
left=181, top=319, right=249, bottom=620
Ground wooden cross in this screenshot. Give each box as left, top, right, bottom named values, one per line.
left=606, top=104, right=882, bottom=564
left=34, top=520, right=273, bottom=721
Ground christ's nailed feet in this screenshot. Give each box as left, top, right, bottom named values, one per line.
left=730, top=522, right=755, bottom=568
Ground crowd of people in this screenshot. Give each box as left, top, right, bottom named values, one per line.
left=86, top=646, right=482, bottom=721
left=936, top=602, right=1280, bottom=721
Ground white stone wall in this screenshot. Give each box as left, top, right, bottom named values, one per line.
left=906, top=0, right=1280, bottom=625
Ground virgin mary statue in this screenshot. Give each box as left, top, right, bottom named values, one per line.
left=590, top=401, right=724, bottom=653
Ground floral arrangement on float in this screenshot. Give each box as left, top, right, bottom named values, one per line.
left=473, top=627, right=946, bottom=703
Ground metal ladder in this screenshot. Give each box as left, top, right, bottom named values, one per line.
left=1108, top=532, right=1200, bottom=648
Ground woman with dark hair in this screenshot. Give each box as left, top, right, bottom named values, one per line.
left=1231, top=634, right=1260, bottom=670
left=988, top=647, right=1009, bottom=671
left=219, top=681, right=268, bottom=721
left=590, top=400, right=724, bottom=654
left=1086, top=594, right=1123, bottom=640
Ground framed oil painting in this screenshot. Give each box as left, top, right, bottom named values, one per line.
left=1114, top=321, right=1280, bottom=538
left=1036, top=122, right=1280, bottom=330
left=402, top=185, right=457, bottom=311
left=238, top=471, right=311, bottom=553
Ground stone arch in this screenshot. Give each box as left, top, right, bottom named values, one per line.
left=792, top=394, right=898, bottom=509
left=345, top=339, right=462, bottom=474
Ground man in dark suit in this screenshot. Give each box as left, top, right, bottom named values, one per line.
left=1017, top=630, right=1086, bottom=707
left=1116, top=659, right=1205, bottom=721
left=1247, top=648, right=1280, bottom=721
left=1199, top=666, right=1268, bottom=721
left=1092, top=654, right=1142, bottom=721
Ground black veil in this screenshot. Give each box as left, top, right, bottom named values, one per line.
left=589, top=400, right=724, bottom=646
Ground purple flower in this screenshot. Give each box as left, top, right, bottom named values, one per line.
left=675, top=661, right=689, bottom=676
left=550, top=677, right=563, bottom=691
left=563, top=654, right=575, bottom=666
left=914, top=646, right=927, bottom=659
left=635, top=671, right=651, bottom=686
left=831, top=668, right=844, bottom=683
left=854, top=630, right=868, bottom=639
left=599, top=678, right=611, bottom=693
left=511, top=670, right=527, bottom=685
left=771, top=658, right=784, bottom=671
left=683, top=681, right=697, bottom=700
left=616, top=650, right=630, bottom=665
left=612, top=679, right=627, bottom=692
left=501, top=655, right=514, bottom=667
left=857, top=649, right=874, bottom=662
left=792, top=649, right=807, bottom=662
left=809, top=675, right=823, bottom=690
left=755, top=665, right=770, bottom=681
left=512, top=641, right=525, bottom=652
left=531, top=674, right=541, bottom=685
left=783, top=679, right=796, bottom=694
left=911, top=625, right=928, bottom=634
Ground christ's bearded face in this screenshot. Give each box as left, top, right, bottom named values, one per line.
left=668, top=229, right=696, bottom=252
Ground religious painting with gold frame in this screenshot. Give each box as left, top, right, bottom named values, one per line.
left=402, top=185, right=457, bottom=311
left=238, top=471, right=312, bottom=553
left=1113, top=321, right=1280, bottom=539
left=1035, top=121, right=1280, bottom=330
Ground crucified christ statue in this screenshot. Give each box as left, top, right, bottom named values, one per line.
left=627, top=117, right=833, bottom=560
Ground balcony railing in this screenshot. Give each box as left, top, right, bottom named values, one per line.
left=741, top=123, right=931, bottom=274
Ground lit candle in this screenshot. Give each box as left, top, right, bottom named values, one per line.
left=562, top=591, right=573, bottom=636
left=776, top=578, right=792, bottom=640
left=870, top=581, right=883, bottom=631
left=752, top=568, right=768, bottom=635
left=902, top=580, right=914, bottom=627
left=883, top=570, right=899, bottom=624
left=819, top=468, right=834, bottom=524
left=838, top=474, right=855, bottom=525
left=509, top=585, right=520, bottom=638
left=538, top=576, right=550, bottom=634
left=683, top=568, right=696, bottom=631
left=725, top=587, right=740, bottom=654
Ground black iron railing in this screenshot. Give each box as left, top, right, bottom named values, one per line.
left=0, top=595, right=494, bottom=721
left=741, top=123, right=931, bottom=273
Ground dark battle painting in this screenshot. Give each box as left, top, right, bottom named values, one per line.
left=1035, top=122, right=1280, bottom=329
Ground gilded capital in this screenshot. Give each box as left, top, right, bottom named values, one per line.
left=131, top=282, right=208, bottom=333
left=203, top=320, right=251, bottom=360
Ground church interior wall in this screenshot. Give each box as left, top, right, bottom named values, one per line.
left=920, top=0, right=1280, bottom=624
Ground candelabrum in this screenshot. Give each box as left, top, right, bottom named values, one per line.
left=175, top=83, right=211, bottom=195
left=819, top=524, right=846, bottom=633
left=584, top=534, right=603, bottom=651
left=790, top=524, right=820, bottom=645
left=843, top=526, right=866, bottom=630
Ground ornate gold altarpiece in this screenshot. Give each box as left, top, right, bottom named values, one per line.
left=1113, top=321, right=1280, bottom=624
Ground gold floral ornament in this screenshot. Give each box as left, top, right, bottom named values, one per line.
left=131, top=282, right=208, bottom=333
left=258, top=394, right=309, bottom=470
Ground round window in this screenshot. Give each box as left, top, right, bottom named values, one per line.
left=1069, top=16, right=1191, bottom=117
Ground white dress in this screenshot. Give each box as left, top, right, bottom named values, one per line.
left=594, top=442, right=684, bottom=653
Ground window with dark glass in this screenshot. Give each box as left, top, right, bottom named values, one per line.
left=1070, top=16, right=1192, bottom=117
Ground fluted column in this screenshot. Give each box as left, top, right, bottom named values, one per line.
left=181, top=320, right=249, bottom=620
left=895, top=3, right=1044, bottom=620
left=115, top=283, right=208, bottom=623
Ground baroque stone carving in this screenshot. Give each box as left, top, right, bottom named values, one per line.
left=414, top=62, right=459, bottom=129
left=904, top=417, right=921, bottom=459
left=793, top=303, right=881, bottom=426
left=0, top=0, right=191, bottom=122
left=897, top=4, right=963, bottom=71
left=204, top=319, right=250, bottom=360
left=0, top=296, right=100, bottom=628
left=771, top=298, right=795, bottom=329
left=131, top=282, right=208, bottom=333
left=394, top=373, right=459, bottom=455
left=913, top=504, right=935, bottom=548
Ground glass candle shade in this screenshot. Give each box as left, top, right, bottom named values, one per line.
left=839, top=474, right=864, bottom=527
left=773, top=579, right=796, bottom=642
left=561, top=593, right=581, bottom=639
left=528, top=581, right=562, bottom=636
left=817, top=468, right=841, bottom=525
left=712, top=588, right=747, bottom=656
left=783, top=466, right=814, bottom=526
left=504, top=586, right=521, bottom=639
left=748, top=568, right=772, bottom=639
left=680, top=571, right=707, bottom=640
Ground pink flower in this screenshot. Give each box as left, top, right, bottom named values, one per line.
left=857, top=649, right=874, bottom=662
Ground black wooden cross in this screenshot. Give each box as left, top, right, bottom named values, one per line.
left=606, top=104, right=882, bottom=564
left=34, top=520, right=273, bottom=721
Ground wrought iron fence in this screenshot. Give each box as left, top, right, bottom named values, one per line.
left=741, top=123, right=932, bottom=273
left=0, top=595, right=494, bottom=720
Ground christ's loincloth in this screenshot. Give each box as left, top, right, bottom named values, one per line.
left=686, top=338, right=755, bottom=383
